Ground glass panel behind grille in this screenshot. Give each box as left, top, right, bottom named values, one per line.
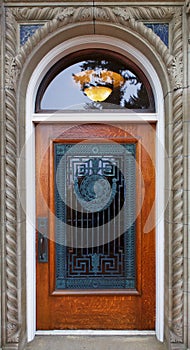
left=54, top=142, right=136, bottom=290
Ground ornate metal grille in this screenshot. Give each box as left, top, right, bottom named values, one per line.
left=54, top=142, right=136, bottom=290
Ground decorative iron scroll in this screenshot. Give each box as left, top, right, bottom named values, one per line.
left=73, top=157, right=118, bottom=213
left=54, top=142, right=136, bottom=290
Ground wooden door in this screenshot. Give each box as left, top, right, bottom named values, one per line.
left=36, top=123, right=155, bottom=330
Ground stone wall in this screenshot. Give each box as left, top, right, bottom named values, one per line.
left=0, top=1, right=189, bottom=349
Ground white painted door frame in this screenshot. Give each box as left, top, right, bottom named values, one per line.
left=25, top=35, right=165, bottom=342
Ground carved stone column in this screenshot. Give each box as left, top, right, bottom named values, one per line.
left=168, top=9, right=185, bottom=348
left=4, top=9, right=20, bottom=347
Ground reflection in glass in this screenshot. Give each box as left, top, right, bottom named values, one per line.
left=39, top=58, right=154, bottom=112
left=73, top=69, right=125, bottom=102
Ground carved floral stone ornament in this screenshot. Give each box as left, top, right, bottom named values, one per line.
left=3, top=4, right=185, bottom=348
left=5, top=6, right=183, bottom=93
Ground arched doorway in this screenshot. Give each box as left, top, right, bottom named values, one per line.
left=25, top=35, right=164, bottom=341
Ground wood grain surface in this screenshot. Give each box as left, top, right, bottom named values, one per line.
left=36, top=123, right=156, bottom=330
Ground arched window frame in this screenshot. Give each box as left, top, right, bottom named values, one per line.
left=35, top=49, right=155, bottom=114
left=26, top=36, right=164, bottom=343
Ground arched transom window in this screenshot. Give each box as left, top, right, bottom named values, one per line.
left=35, top=49, right=155, bottom=113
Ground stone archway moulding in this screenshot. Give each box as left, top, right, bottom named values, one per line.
left=3, top=5, right=184, bottom=348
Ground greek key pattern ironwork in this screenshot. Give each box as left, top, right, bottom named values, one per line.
left=54, top=143, right=136, bottom=290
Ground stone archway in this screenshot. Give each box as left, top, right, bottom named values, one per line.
left=2, top=5, right=185, bottom=349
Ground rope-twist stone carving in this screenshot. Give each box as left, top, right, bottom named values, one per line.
left=4, top=5, right=185, bottom=346
left=169, top=8, right=184, bottom=344
left=5, top=10, right=20, bottom=343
